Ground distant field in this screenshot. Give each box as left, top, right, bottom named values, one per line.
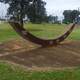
left=0, top=22, right=80, bottom=43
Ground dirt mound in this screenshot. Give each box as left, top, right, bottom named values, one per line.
left=0, top=39, right=80, bottom=71
left=0, top=39, right=39, bottom=55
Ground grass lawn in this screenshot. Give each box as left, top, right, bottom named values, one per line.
left=0, top=23, right=20, bottom=43
left=0, top=22, right=80, bottom=80
left=0, top=62, right=80, bottom=80
left=0, top=22, right=80, bottom=43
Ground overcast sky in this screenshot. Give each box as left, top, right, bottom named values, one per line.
left=44, top=0, right=80, bottom=16
left=0, top=3, right=9, bottom=17
left=0, top=0, right=80, bottom=19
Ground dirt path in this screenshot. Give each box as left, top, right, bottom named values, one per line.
left=0, top=39, right=80, bottom=71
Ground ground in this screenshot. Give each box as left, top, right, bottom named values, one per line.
left=0, top=39, right=80, bottom=71
left=0, top=23, right=80, bottom=80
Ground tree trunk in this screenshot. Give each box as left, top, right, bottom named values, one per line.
left=20, top=0, right=24, bottom=27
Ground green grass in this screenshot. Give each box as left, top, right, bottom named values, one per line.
left=0, top=23, right=20, bottom=43
left=25, top=23, right=67, bottom=39
left=0, top=62, right=80, bottom=80
left=69, top=28, right=80, bottom=40
left=0, top=22, right=80, bottom=43
left=0, top=23, right=80, bottom=80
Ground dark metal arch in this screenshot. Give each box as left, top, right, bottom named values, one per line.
left=9, top=22, right=76, bottom=46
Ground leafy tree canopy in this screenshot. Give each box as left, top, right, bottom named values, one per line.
left=0, top=0, right=47, bottom=23
left=63, top=10, right=80, bottom=24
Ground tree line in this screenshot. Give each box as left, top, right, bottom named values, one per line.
left=63, top=10, right=80, bottom=24
left=0, top=0, right=80, bottom=24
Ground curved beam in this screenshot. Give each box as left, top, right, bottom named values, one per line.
left=9, top=22, right=76, bottom=46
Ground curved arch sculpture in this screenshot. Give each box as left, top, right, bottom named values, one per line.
left=9, top=21, right=76, bottom=46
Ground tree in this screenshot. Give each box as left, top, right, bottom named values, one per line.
left=47, top=15, right=58, bottom=23
left=53, top=16, right=58, bottom=23
left=47, top=15, right=54, bottom=23
left=70, top=10, right=80, bottom=22
left=63, top=10, right=80, bottom=24
left=27, top=0, right=47, bottom=23
left=0, top=0, right=47, bottom=23
left=63, top=10, right=72, bottom=24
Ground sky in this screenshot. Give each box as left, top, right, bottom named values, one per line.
left=0, top=3, right=9, bottom=18
left=0, top=0, right=80, bottom=19
left=44, top=0, right=80, bottom=19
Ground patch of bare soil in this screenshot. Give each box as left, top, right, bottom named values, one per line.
left=0, top=39, right=39, bottom=56
left=0, top=39, right=80, bottom=71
